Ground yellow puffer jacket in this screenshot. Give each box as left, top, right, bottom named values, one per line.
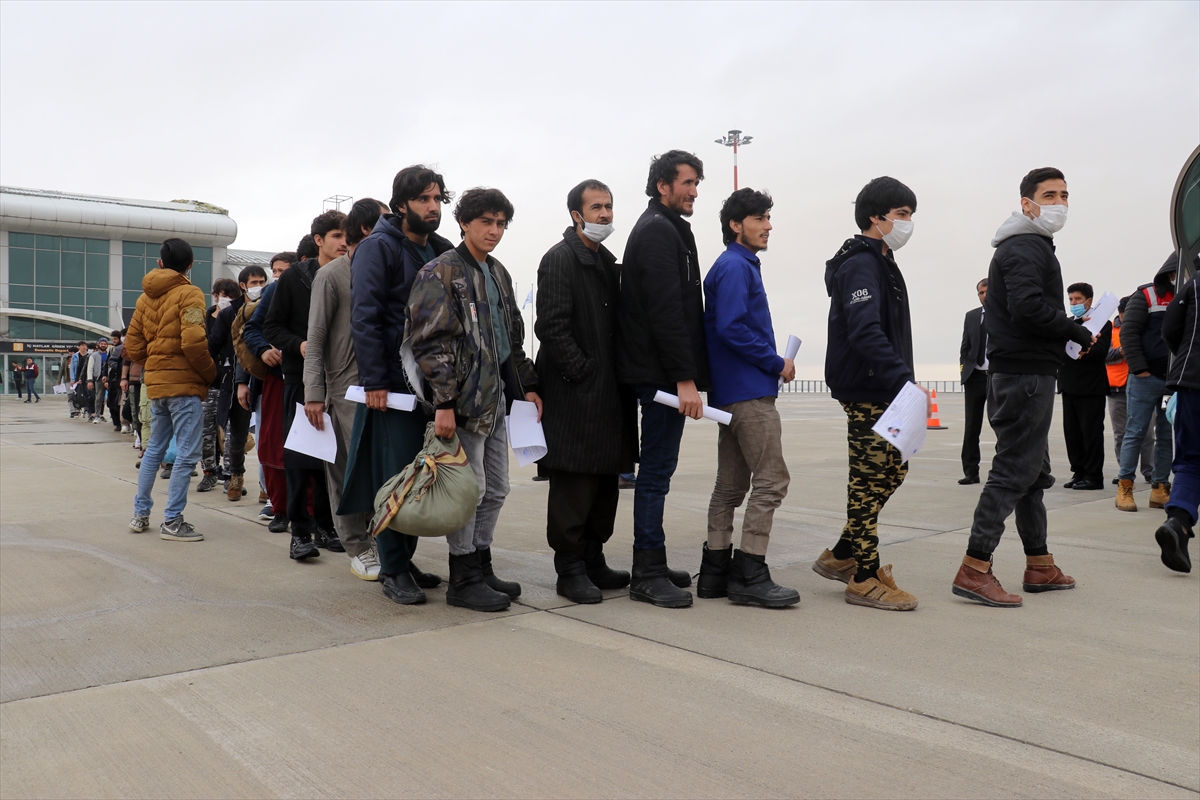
left=124, top=268, right=216, bottom=399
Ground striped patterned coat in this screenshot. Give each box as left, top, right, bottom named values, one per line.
left=534, top=228, right=636, bottom=475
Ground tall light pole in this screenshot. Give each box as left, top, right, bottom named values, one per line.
left=714, top=130, right=753, bottom=190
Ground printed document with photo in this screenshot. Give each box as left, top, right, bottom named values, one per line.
left=871, top=382, right=928, bottom=462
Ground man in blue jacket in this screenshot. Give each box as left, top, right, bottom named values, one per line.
left=814, top=176, right=921, bottom=612
left=696, top=188, right=799, bottom=608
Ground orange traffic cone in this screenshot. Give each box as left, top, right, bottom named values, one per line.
left=926, top=389, right=947, bottom=430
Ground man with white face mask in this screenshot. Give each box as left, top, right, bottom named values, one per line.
left=953, top=167, right=1095, bottom=608
left=816, top=176, right=921, bottom=612
left=198, top=278, right=242, bottom=492
left=535, top=179, right=636, bottom=603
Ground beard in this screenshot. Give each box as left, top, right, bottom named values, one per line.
left=403, top=204, right=441, bottom=235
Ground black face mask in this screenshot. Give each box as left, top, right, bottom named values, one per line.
left=401, top=203, right=441, bottom=236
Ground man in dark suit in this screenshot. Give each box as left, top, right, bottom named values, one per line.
left=959, top=278, right=990, bottom=484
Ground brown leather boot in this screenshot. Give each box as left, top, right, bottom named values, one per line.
left=227, top=474, right=244, bottom=502
left=812, top=549, right=856, bottom=584
left=952, top=555, right=1022, bottom=608
left=1149, top=482, right=1171, bottom=509
left=1115, top=479, right=1137, bottom=512
left=1023, top=554, right=1075, bottom=592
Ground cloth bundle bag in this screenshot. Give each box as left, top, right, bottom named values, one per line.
left=370, top=422, right=480, bottom=538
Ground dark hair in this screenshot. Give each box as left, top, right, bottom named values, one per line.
left=110, top=330, right=122, bottom=338
left=212, top=277, right=240, bottom=299
left=391, top=165, right=452, bottom=214
left=853, top=177, right=917, bottom=231
left=238, top=265, right=268, bottom=286
left=1118, top=295, right=1130, bottom=314
left=271, top=251, right=298, bottom=268
left=977, top=278, right=989, bottom=290
left=1019, top=167, right=1066, bottom=200
left=454, top=188, right=514, bottom=238
left=159, top=238, right=193, bottom=272
left=343, top=197, right=386, bottom=246
left=296, top=236, right=317, bottom=260
left=1067, top=282, right=1094, bottom=299
left=311, top=210, right=347, bottom=241
left=567, top=180, right=612, bottom=220
left=719, top=188, right=774, bottom=245
left=645, top=150, right=704, bottom=199
left=120, top=328, right=128, bottom=337
left=77, top=340, right=86, bottom=347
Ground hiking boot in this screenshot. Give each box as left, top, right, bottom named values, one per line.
left=629, top=547, right=693, bottom=608
left=952, top=555, right=1021, bottom=608
left=1116, top=479, right=1137, bottom=512
left=380, top=570, right=426, bottom=605
left=409, top=561, right=443, bottom=589
left=128, top=515, right=149, bottom=533
left=160, top=517, right=203, bottom=542
left=226, top=474, right=244, bottom=501
left=696, top=543, right=732, bottom=598
left=846, top=564, right=919, bottom=611
left=728, top=550, right=799, bottom=608
left=477, top=547, right=521, bottom=599
left=351, top=548, right=382, bottom=581
left=267, top=515, right=290, bottom=533
left=1023, top=554, right=1075, bottom=592
left=197, top=473, right=219, bottom=492
left=160, top=464, right=173, bottom=480
left=555, top=552, right=602, bottom=604
left=812, top=548, right=857, bottom=584
left=258, top=489, right=269, bottom=503
left=314, top=527, right=345, bottom=553
left=1156, top=515, right=1194, bottom=573
left=1150, top=482, right=1171, bottom=509
left=289, top=532, right=319, bottom=560
left=446, top=551, right=510, bottom=612
left=583, top=539, right=630, bottom=589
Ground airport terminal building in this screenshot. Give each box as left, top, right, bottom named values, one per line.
left=0, top=186, right=273, bottom=395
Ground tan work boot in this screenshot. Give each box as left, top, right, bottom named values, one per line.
left=258, top=489, right=269, bottom=504
left=1149, top=482, right=1171, bottom=509
left=812, top=549, right=856, bottom=584
left=1116, top=479, right=1137, bottom=512
left=1022, top=554, right=1075, bottom=592
left=845, top=564, right=918, bottom=611
left=227, top=474, right=244, bottom=502
left=952, top=555, right=1022, bottom=607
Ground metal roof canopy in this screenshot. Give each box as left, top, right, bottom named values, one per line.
left=0, top=307, right=113, bottom=337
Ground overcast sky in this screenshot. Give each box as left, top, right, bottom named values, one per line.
left=2, top=1, right=1197, bottom=378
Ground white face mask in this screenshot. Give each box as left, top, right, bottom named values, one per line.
left=246, top=286, right=263, bottom=301
left=216, top=296, right=232, bottom=310
left=1030, top=202, right=1068, bottom=235
left=879, top=217, right=914, bottom=250
left=579, top=218, right=615, bottom=244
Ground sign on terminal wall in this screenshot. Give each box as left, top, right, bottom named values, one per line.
left=0, top=341, right=78, bottom=354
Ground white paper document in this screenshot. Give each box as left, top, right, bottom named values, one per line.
left=871, top=382, right=928, bottom=463
left=506, top=400, right=548, bottom=467
left=52, top=382, right=68, bottom=395
left=284, top=403, right=337, bottom=463
left=653, top=390, right=734, bottom=425
left=779, top=334, right=802, bottom=389
left=1065, top=291, right=1119, bottom=360
left=344, top=385, right=417, bottom=412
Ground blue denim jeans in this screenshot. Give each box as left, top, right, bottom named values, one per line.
left=632, top=384, right=688, bottom=550
left=135, top=395, right=203, bottom=521
left=1166, top=387, right=1199, bottom=525
left=1118, top=374, right=1173, bottom=482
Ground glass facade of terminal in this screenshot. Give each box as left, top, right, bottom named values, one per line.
left=7, top=232, right=110, bottom=333
left=122, top=241, right=212, bottom=318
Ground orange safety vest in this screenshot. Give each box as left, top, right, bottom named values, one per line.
left=1106, top=326, right=1128, bottom=388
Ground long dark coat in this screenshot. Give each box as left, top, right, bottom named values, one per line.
left=535, top=228, right=636, bottom=475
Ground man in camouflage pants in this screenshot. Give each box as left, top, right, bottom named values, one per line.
left=814, top=176, right=923, bottom=611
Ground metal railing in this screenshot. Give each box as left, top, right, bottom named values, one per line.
left=780, top=379, right=963, bottom=394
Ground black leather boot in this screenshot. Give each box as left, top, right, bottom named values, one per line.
left=696, top=543, right=732, bottom=598
left=289, top=532, right=319, bottom=561
left=446, top=551, right=510, bottom=612
left=477, top=546, right=521, bottom=599
left=409, top=561, right=443, bottom=588
left=629, top=547, right=692, bottom=608
left=555, top=553, right=602, bottom=604
left=381, top=570, right=426, bottom=605
left=728, top=549, right=800, bottom=608
left=583, top=539, right=630, bottom=589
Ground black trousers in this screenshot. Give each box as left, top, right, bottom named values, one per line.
left=107, top=386, right=122, bottom=428
left=226, top=398, right=252, bottom=476
left=960, top=370, right=988, bottom=479
left=545, top=470, right=620, bottom=558
left=282, top=383, right=333, bottom=536
left=1062, top=393, right=1107, bottom=483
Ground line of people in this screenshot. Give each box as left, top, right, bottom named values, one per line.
left=117, top=155, right=1198, bottom=617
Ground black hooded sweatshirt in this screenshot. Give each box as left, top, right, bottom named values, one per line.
left=1121, top=253, right=1177, bottom=379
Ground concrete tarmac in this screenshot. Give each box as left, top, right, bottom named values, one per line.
left=1, top=393, right=1196, bottom=799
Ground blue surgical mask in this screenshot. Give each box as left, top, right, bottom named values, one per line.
left=1070, top=303, right=1087, bottom=318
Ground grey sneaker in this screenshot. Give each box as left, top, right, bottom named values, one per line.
left=196, top=473, right=219, bottom=492
left=160, top=517, right=203, bottom=542
left=129, top=515, right=149, bottom=533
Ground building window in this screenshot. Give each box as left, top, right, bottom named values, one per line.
left=122, top=241, right=212, bottom=319
left=7, top=232, right=110, bottom=326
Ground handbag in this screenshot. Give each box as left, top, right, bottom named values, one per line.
left=369, top=422, right=480, bottom=538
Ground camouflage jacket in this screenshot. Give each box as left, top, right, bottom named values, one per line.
left=407, top=242, right=539, bottom=435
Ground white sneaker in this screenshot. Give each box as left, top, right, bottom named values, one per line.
left=121, top=424, right=131, bottom=434
left=351, top=548, right=382, bottom=581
